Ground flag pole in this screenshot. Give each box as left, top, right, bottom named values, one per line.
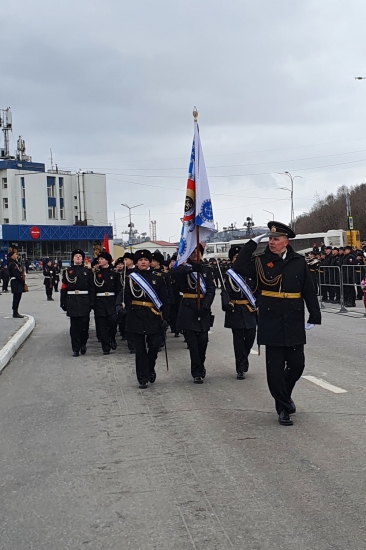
left=193, top=106, right=201, bottom=313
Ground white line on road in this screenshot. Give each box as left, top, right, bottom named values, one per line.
left=250, top=349, right=258, bottom=355
left=302, top=375, right=347, bottom=394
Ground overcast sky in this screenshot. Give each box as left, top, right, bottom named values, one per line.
left=2, top=0, right=366, bottom=241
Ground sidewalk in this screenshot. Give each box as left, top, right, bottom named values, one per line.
left=0, top=296, right=36, bottom=373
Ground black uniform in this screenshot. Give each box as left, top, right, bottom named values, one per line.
left=1, top=265, right=10, bottom=291
left=60, top=265, right=93, bottom=354
left=342, top=251, right=357, bottom=307
left=43, top=264, right=55, bottom=300
left=173, top=263, right=215, bottom=379
left=53, top=264, right=60, bottom=292
left=8, top=258, right=26, bottom=316
left=233, top=236, right=321, bottom=416
left=121, top=268, right=169, bottom=385
left=91, top=267, right=121, bottom=353
left=115, top=265, right=136, bottom=352
left=221, top=272, right=256, bottom=376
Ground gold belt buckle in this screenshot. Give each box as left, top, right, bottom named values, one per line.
left=142, top=301, right=146, bottom=306
left=284, top=293, right=288, bottom=298
left=105, top=292, right=109, bottom=296
left=75, top=290, right=79, bottom=295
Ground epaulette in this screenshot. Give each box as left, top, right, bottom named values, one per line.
left=152, top=270, right=162, bottom=276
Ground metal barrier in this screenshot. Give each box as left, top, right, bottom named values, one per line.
left=317, top=264, right=366, bottom=315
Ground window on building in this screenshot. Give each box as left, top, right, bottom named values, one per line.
left=59, top=177, right=64, bottom=197
left=3, top=198, right=8, bottom=209
left=21, top=177, right=25, bottom=198
left=2, top=177, right=7, bottom=189
left=22, top=207, right=27, bottom=221
left=48, top=205, right=56, bottom=219
left=3, top=218, right=9, bottom=224
left=60, top=207, right=65, bottom=220
left=47, top=176, right=56, bottom=198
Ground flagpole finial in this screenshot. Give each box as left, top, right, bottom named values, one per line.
left=193, top=106, right=198, bottom=121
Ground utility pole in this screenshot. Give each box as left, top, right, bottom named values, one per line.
left=121, top=203, right=143, bottom=252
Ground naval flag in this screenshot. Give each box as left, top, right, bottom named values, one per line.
left=175, top=119, right=215, bottom=266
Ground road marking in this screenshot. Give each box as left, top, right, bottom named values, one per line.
left=302, top=375, right=347, bottom=394
left=250, top=349, right=258, bottom=355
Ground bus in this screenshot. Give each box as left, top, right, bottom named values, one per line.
left=203, top=230, right=348, bottom=259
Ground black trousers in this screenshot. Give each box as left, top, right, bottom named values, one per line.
left=185, top=330, right=209, bottom=378
left=2, top=281, right=9, bottom=291
left=45, top=284, right=53, bottom=298
left=133, top=332, right=161, bottom=384
left=70, top=316, right=90, bottom=352
left=232, top=328, right=256, bottom=373
left=12, top=293, right=22, bottom=313
left=344, top=285, right=356, bottom=305
left=265, top=345, right=305, bottom=414
left=95, top=315, right=117, bottom=352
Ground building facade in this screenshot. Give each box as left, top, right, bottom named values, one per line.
left=0, top=160, right=112, bottom=262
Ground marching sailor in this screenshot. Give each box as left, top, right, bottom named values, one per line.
left=221, top=245, right=257, bottom=379
left=233, top=221, right=321, bottom=426
left=173, top=244, right=215, bottom=384
left=120, top=250, right=169, bottom=389
left=91, top=252, right=121, bottom=355
left=60, top=249, right=92, bottom=357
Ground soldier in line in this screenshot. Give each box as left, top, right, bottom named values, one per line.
left=60, top=249, right=93, bottom=357
left=52, top=262, right=60, bottom=292
left=233, top=221, right=321, bottom=426
left=119, top=250, right=169, bottom=389
left=91, top=252, right=121, bottom=355
left=114, top=253, right=136, bottom=353
left=151, top=251, right=175, bottom=347
left=221, top=245, right=257, bottom=380
left=43, top=259, right=55, bottom=301
left=168, top=254, right=181, bottom=337
left=173, top=244, right=216, bottom=384
left=7, top=245, right=27, bottom=318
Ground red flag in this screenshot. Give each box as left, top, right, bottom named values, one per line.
left=102, top=232, right=110, bottom=253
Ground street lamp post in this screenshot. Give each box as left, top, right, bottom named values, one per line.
left=277, top=172, right=302, bottom=229
left=121, top=203, right=143, bottom=252
left=263, top=209, right=274, bottom=221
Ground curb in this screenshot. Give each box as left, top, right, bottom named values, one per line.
left=0, top=315, right=36, bottom=373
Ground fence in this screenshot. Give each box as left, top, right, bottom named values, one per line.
left=316, top=264, right=365, bottom=314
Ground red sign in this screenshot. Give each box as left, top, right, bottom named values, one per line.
left=30, top=226, right=41, bottom=239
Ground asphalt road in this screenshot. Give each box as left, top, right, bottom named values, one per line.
left=0, top=275, right=365, bottom=550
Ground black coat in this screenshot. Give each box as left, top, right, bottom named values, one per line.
left=91, top=267, right=121, bottom=317
left=121, top=268, right=169, bottom=334
left=8, top=260, right=25, bottom=294
left=341, top=252, right=357, bottom=283
left=43, top=266, right=54, bottom=287
left=233, top=240, right=321, bottom=347
left=221, top=273, right=257, bottom=330
left=60, top=265, right=93, bottom=317
left=173, top=263, right=216, bottom=332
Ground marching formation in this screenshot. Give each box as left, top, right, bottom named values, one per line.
left=57, top=220, right=321, bottom=427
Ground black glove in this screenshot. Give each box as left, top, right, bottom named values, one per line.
left=191, top=262, right=202, bottom=273
left=222, top=303, right=234, bottom=313
left=61, top=304, right=67, bottom=312
left=162, top=319, right=169, bottom=330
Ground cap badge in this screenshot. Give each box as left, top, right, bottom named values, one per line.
left=271, top=226, right=277, bottom=233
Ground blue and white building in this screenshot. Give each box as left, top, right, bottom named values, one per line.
left=0, top=109, right=112, bottom=262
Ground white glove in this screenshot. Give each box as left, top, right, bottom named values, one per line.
left=252, top=233, right=267, bottom=244
left=305, top=323, right=315, bottom=330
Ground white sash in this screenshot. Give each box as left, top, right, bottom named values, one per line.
left=129, top=272, right=163, bottom=310
left=227, top=269, right=256, bottom=308
left=190, top=271, right=207, bottom=295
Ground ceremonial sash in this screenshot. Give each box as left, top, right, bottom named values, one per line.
left=129, top=272, right=163, bottom=310
left=189, top=271, right=207, bottom=295
left=227, top=269, right=256, bottom=308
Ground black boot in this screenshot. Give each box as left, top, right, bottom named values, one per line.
left=13, top=311, right=24, bottom=319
